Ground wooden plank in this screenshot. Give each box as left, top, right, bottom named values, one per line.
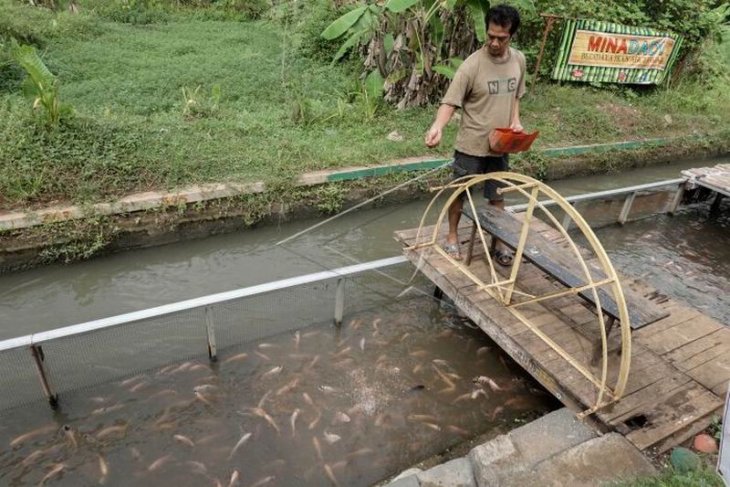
left=600, top=374, right=691, bottom=424
left=625, top=382, right=723, bottom=451
left=462, top=205, right=668, bottom=329
left=634, top=306, right=707, bottom=340
left=637, top=316, right=720, bottom=355
left=664, top=328, right=730, bottom=367
left=686, top=357, right=730, bottom=397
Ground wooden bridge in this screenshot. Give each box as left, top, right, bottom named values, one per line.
left=395, top=175, right=729, bottom=454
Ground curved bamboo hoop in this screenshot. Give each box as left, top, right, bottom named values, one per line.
left=408, top=172, right=632, bottom=414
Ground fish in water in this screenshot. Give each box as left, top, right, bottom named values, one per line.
left=174, top=434, right=195, bottom=447
left=407, top=414, right=438, bottom=423
left=323, top=431, right=341, bottom=445
left=490, top=406, right=504, bottom=421
left=308, top=409, right=322, bottom=430
left=432, top=365, right=456, bottom=392
left=294, top=331, right=301, bottom=350
left=409, top=349, right=428, bottom=358
left=21, top=449, right=44, bottom=467
left=228, top=432, right=252, bottom=459
left=98, top=454, right=109, bottom=484
left=39, top=463, right=64, bottom=485
left=332, top=346, right=352, bottom=359
left=276, top=378, right=299, bottom=396
left=195, top=390, right=215, bottom=407
left=476, top=346, right=490, bottom=357
left=306, top=355, right=320, bottom=370
left=332, top=411, right=351, bottom=425
left=258, top=343, right=278, bottom=349
left=250, top=476, right=275, bottom=487
left=187, top=460, right=207, bottom=475
left=121, top=374, right=145, bottom=387
left=250, top=407, right=280, bottom=434
left=10, top=424, right=57, bottom=447
left=129, top=381, right=148, bottom=393
left=447, top=425, right=470, bottom=436
left=290, top=409, right=301, bottom=437
left=474, top=376, right=502, bottom=391
left=470, top=389, right=488, bottom=400
left=62, top=425, right=77, bottom=449
left=318, top=385, right=338, bottom=394
left=302, top=330, right=320, bottom=338
left=96, top=424, right=128, bottom=440
left=346, top=447, right=374, bottom=460
left=312, top=436, right=323, bottom=461
left=222, top=353, right=248, bottom=364
left=372, top=318, right=381, bottom=331
left=302, top=392, right=315, bottom=407
left=262, top=365, right=283, bottom=378
left=228, top=469, right=240, bottom=487
left=147, top=454, right=173, bottom=472
left=452, top=392, right=472, bottom=404
left=324, top=464, right=340, bottom=486
left=91, top=403, right=125, bottom=416
left=254, top=351, right=272, bottom=361
left=359, top=338, right=366, bottom=351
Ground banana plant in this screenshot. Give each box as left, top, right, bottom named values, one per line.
left=322, top=0, right=493, bottom=107
left=11, top=40, right=73, bottom=127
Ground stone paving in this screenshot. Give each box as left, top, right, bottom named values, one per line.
left=386, top=408, right=656, bottom=487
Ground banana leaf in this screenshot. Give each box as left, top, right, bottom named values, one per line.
left=321, top=5, right=367, bottom=40
left=385, top=0, right=420, bottom=14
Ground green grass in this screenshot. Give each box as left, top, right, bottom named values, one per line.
left=1, top=3, right=729, bottom=209
left=611, top=466, right=725, bottom=486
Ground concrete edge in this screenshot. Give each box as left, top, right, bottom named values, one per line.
left=0, top=134, right=720, bottom=232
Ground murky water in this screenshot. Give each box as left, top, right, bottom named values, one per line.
left=0, top=157, right=727, bottom=339
left=0, top=298, right=551, bottom=487
left=0, top=156, right=727, bottom=486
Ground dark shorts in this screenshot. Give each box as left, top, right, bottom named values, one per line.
left=451, top=150, right=509, bottom=202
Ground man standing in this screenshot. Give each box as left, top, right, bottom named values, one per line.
left=424, top=4, right=526, bottom=264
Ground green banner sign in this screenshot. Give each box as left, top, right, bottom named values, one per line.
left=552, top=19, right=683, bottom=85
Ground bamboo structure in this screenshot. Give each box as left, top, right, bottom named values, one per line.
left=407, top=173, right=632, bottom=415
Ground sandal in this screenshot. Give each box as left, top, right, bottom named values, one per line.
left=493, top=249, right=514, bottom=266
left=442, top=242, right=462, bottom=261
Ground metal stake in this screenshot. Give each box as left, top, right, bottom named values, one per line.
left=618, top=192, right=636, bottom=225
left=30, top=345, right=58, bottom=409
left=334, top=278, right=345, bottom=326
left=204, top=306, right=217, bottom=362
left=666, top=183, right=685, bottom=215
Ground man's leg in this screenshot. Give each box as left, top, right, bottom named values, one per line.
left=446, top=197, right=464, bottom=247
left=484, top=155, right=513, bottom=265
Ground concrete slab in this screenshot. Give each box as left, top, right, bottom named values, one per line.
left=417, top=458, right=476, bottom=487
left=503, top=433, right=657, bottom=487
left=469, top=409, right=599, bottom=487
left=508, top=408, right=598, bottom=466
left=387, top=474, right=421, bottom=487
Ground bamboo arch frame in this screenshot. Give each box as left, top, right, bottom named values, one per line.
left=407, top=172, right=632, bottom=416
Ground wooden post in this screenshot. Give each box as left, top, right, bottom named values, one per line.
left=30, top=345, right=58, bottom=409
left=666, top=183, right=685, bottom=215
left=618, top=192, right=636, bottom=225
left=204, top=306, right=217, bottom=362
left=532, top=14, right=561, bottom=91
left=334, top=278, right=345, bottom=326
left=465, top=222, right=477, bottom=266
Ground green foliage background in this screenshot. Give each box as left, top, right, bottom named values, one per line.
left=0, top=0, right=728, bottom=209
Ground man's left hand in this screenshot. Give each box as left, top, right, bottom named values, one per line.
left=510, top=121, right=524, bottom=133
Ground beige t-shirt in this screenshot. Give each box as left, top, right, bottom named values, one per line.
left=442, top=47, right=526, bottom=156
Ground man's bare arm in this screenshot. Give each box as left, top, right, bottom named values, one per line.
left=510, top=97, right=523, bottom=132
left=425, top=104, right=456, bottom=148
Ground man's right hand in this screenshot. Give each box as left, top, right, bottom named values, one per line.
left=425, top=126, right=442, bottom=148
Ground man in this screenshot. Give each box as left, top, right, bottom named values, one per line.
left=424, top=4, right=526, bottom=265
